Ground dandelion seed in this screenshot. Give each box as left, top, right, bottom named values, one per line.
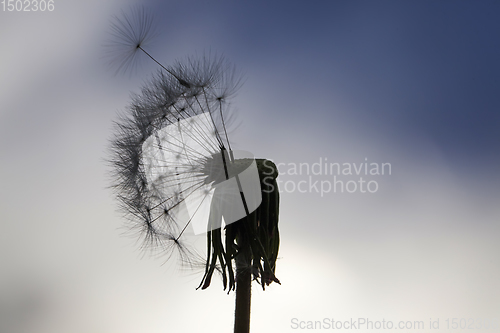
left=104, top=6, right=158, bottom=75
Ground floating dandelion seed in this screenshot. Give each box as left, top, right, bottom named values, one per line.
left=108, top=7, right=280, bottom=333
left=105, top=6, right=158, bottom=75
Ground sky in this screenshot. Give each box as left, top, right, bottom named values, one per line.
left=1, top=1, right=499, bottom=332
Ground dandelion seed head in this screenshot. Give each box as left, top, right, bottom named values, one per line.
left=109, top=51, right=243, bottom=267
left=106, top=7, right=280, bottom=291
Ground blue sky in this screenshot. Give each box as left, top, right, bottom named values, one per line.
left=151, top=0, right=500, bottom=162
left=1, top=1, right=499, bottom=332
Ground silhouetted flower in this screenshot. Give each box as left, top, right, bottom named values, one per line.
left=108, top=7, right=280, bottom=297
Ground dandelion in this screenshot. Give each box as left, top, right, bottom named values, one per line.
left=107, top=7, right=280, bottom=333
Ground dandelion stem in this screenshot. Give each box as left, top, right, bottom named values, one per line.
left=234, top=219, right=252, bottom=333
